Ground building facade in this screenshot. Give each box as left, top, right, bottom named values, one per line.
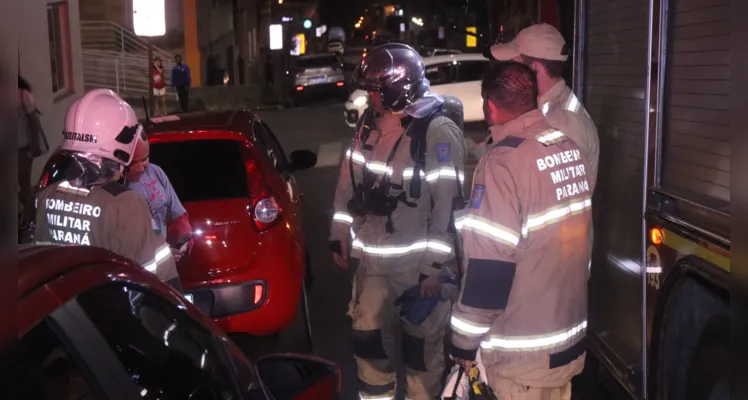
left=19, top=0, right=85, bottom=183
left=193, top=0, right=319, bottom=87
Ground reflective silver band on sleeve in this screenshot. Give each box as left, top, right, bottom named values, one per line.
left=332, top=211, right=354, bottom=225
left=451, top=315, right=491, bottom=336
left=143, top=244, right=173, bottom=273
left=455, top=213, right=520, bottom=248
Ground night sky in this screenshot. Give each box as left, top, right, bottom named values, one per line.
left=318, top=0, right=367, bottom=29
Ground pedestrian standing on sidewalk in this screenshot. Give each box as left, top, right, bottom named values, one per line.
left=171, top=54, right=191, bottom=113
left=152, top=57, right=167, bottom=116
left=18, top=75, right=49, bottom=243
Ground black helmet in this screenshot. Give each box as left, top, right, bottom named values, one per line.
left=352, top=43, right=425, bottom=112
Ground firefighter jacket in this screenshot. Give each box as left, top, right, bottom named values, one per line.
left=540, top=80, right=599, bottom=189
left=35, top=180, right=179, bottom=282
left=330, top=109, right=467, bottom=277
left=449, top=109, right=591, bottom=387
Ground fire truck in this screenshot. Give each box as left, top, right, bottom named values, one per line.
left=533, top=0, right=736, bottom=398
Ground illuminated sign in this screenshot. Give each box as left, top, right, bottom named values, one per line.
left=269, top=24, right=283, bottom=50
left=290, top=33, right=306, bottom=55
left=132, top=0, right=165, bottom=37
left=466, top=26, right=477, bottom=47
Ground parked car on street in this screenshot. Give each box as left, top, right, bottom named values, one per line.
left=37, top=110, right=319, bottom=348
left=17, top=244, right=341, bottom=400
left=144, top=111, right=318, bottom=342
left=419, top=47, right=463, bottom=57
left=344, top=53, right=490, bottom=127
left=293, top=53, right=348, bottom=104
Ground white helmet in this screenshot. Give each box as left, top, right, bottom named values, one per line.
left=61, top=89, right=143, bottom=166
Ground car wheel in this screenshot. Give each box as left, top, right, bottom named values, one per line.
left=684, top=315, right=729, bottom=400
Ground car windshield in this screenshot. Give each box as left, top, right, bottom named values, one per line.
left=149, top=138, right=249, bottom=203
left=297, top=55, right=339, bottom=69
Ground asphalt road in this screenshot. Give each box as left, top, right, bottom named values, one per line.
left=246, top=99, right=614, bottom=400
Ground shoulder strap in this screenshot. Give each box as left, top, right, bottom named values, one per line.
left=407, top=107, right=446, bottom=199
left=494, top=135, right=526, bottom=149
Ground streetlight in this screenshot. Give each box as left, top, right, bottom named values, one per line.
left=303, top=19, right=312, bottom=29
left=132, top=0, right=165, bottom=115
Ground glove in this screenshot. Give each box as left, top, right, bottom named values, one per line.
left=395, top=286, right=440, bottom=325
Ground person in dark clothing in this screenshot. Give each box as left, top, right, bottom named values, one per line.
left=18, top=75, right=49, bottom=243
left=171, top=55, right=192, bottom=112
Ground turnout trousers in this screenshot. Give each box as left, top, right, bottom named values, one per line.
left=487, top=376, right=572, bottom=400
left=348, top=261, right=450, bottom=400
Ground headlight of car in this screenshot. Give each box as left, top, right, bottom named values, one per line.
left=352, top=96, right=368, bottom=107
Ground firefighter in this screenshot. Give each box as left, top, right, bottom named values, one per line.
left=34, top=89, right=182, bottom=291
left=330, top=43, right=467, bottom=400
left=491, top=23, right=599, bottom=279
left=490, top=23, right=599, bottom=186
left=448, top=62, right=591, bottom=400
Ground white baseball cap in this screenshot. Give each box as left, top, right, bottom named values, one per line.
left=491, top=23, right=569, bottom=62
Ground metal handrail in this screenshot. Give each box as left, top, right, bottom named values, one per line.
left=82, top=50, right=178, bottom=100
left=81, top=21, right=177, bottom=99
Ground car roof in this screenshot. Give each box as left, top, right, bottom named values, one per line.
left=18, top=245, right=138, bottom=297
left=423, top=53, right=489, bottom=66
left=143, top=110, right=257, bottom=135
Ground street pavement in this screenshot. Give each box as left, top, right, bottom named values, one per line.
left=250, top=99, right=614, bottom=400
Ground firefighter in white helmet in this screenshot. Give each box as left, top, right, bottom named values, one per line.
left=34, top=89, right=182, bottom=291
left=330, top=43, right=467, bottom=400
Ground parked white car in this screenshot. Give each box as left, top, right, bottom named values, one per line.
left=343, top=53, right=490, bottom=127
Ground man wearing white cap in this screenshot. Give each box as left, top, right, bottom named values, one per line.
left=490, top=23, right=598, bottom=281
left=490, top=23, right=599, bottom=187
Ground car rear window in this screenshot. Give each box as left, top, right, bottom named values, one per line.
left=297, top=55, right=339, bottom=69
left=149, top=139, right=249, bottom=203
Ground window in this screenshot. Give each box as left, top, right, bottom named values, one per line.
left=457, top=61, right=488, bottom=83
left=252, top=121, right=289, bottom=174
left=149, top=139, right=249, bottom=203
left=425, top=63, right=456, bottom=86
left=296, top=54, right=341, bottom=69
left=76, top=283, right=247, bottom=399
left=18, top=319, right=100, bottom=399
left=47, top=1, right=73, bottom=97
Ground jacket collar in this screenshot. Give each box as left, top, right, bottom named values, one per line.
left=538, top=80, right=566, bottom=108
left=488, top=109, right=545, bottom=144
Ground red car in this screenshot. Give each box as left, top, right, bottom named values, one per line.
left=17, top=245, right=341, bottom=399
left=143, top=111, right=318, bottom=341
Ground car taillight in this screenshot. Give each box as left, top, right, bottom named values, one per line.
left=255, top=198, right=280, bottom=223
left=245, top=156, right=281, bottom=231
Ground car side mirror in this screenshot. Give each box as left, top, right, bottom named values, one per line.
left=255, top=354, right=340, bottom=399
left=289, top=149, right=317, bottom=171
